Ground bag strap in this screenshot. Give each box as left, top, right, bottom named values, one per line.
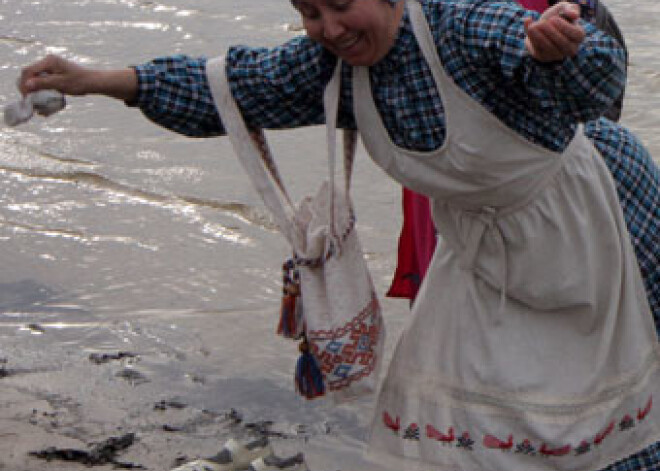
left=206, top=56, right=357, bottom=253
left=207, top=56, right=298, bottom=247
left=324, top=60, right=354, bottom=252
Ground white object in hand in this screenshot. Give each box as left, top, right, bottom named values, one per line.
left=4, top=90, right=66, bottom=127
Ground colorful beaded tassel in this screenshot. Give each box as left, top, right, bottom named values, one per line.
left=278, top=259, right=303, bottom=339
left=295, top=337, right=325, bottom=399
left=278, top=258, right=326, bottom=399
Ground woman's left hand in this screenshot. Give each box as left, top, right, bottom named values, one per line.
left=524, top=1, right=586, bottom=62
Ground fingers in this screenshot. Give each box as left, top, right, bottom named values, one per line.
left=525, top=3, right=586, bottom=62
left=528, top=19, right=583, bottom=59
left=21, top=74, right=59, bottom=95
left=541, top=1, right=580, bottom=22
left=18, top=54, right=88, bottom=96
left=19, top=55, right=60, bottom=95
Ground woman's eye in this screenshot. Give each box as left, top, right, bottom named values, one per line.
left=331, top=0, right=352, bottom=11
left=297, top=5, right=320, bottom=19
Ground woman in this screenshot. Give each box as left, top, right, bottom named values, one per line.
left=18, top=0, right=660, bottom=470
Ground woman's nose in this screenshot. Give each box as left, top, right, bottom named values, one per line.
left=321, top=13, right=345, bottom=40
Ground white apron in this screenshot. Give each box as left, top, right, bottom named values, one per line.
left=357, top=1, right=660, bottom=470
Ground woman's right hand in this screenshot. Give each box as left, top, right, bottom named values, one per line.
left=19, top=54, right=138, bottom=102
left=524, top=2, right=586, bottom=62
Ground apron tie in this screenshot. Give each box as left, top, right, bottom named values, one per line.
left=460, top=206, right=507, bottom=313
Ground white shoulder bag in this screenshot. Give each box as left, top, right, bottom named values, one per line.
left=206, top=57, right=384, bottom=403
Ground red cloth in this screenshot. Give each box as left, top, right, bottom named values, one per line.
left=386, top=188, right=437, bottom=300
left=516, top=0, right=549, bottom=13
left=387, top=0, right=549, bottom=302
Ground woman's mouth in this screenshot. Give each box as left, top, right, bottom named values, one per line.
left=333, top=33, right=361, bottom=53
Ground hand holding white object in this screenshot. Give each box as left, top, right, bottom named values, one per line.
left=18, top=54, right=137, bottom=101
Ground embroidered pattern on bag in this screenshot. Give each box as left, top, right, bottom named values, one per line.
left=308, top=293, right=382, bottom=392
left=381, top=394, right=652, bottom=459
left=249, top=131, right=289, bottom=200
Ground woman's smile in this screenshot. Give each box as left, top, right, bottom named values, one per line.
left=334, top=33, right=361, bottom=51
left=330, top=32, right=364, bottom=57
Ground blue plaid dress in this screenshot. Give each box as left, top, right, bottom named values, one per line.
left=130, top=1, right=659, bottom=468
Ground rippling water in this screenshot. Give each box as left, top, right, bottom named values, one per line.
left=0, top=0, right=657, bottom=468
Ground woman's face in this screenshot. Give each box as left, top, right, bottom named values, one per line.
left=292, top=0, right=404, bottom=66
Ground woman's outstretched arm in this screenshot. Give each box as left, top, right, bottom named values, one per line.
left=19, top=54, right=137, bottom=102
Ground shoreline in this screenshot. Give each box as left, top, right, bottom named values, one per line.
left=0, top=308, right=390, bottom=471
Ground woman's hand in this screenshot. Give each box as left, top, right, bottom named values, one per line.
left=19, top=54, right=138, bottom=102
left=524, top=2, right=586, bottom=62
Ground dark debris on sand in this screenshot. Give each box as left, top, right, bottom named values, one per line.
left=29, top=432, right=144, bottom=469
left=88, top=352, right=139, bottom=365
left=153, top=399, right=187, bottom=411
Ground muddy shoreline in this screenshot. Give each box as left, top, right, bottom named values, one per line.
left=0, top=309, right=390, bottom=471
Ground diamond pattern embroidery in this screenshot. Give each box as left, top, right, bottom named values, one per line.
left=309, top=294, right=382, bottom=392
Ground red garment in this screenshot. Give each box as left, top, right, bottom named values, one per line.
left=516, top=0, right=549, bottom=13
left=386, top=188, right=436, bottom=300
left=387, top=0, right=549, bottom=302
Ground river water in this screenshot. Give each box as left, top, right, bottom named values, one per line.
left=0, top=0, right=657, bottom=469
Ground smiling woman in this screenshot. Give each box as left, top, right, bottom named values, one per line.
left=13, top=0, right=660, bottom=470
left=290, top=0, right=404, bottom=66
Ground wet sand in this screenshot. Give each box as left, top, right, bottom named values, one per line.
left=0, top=306, right=397, bottom=471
